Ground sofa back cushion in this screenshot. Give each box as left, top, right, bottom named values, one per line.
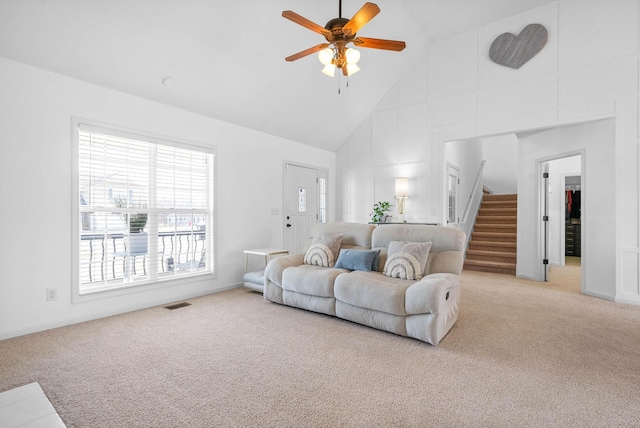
left=372, top=225, right=465, bottom=276
left=303, top=222, right=375, bottom=253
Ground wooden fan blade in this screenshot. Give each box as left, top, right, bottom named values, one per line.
left=282, top=11, right=331, bottom=36
left=342, top=2, right=380, bottom=36
left=354, top=37, right=406, bottom=51
left=285, top=43, right=330, bottom=62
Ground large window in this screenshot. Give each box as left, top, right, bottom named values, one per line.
left=73, top=121, right=215, bottom=297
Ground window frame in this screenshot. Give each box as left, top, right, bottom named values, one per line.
left=71, top=118, right=217, bottom=303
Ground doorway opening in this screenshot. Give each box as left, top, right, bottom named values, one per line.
left=539, top=153, right=583, bottom=293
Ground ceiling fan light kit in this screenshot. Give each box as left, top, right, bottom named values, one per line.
left=282, top=1, right=405, bottom=79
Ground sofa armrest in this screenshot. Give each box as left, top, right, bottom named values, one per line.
left=405, top=273, right=460, bottom=315
left=264, top=254, right=305, bottom=304
left=264, top=254, right=305, bottom=288
left=405, top=273, right=461, bottom=345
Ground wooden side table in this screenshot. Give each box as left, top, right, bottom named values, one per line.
left=243, top=248, right=289, bottom=292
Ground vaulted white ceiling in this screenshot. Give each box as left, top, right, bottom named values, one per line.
left=0, top=0, right=554, bottom=151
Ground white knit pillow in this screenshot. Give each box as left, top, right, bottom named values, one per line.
left=304, top=233, right=343, bottom=268
left=383, top=241, right=432, bottom=280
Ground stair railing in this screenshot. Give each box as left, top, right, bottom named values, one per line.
left=460, top=160, right=486, bottom=248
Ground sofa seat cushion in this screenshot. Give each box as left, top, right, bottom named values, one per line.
left=282, top=265, right=348, bottom=297
left=334, top=271, right=417, bottom=316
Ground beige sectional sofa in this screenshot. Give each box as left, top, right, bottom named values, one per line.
left=264, top=222, right=465, bottom=345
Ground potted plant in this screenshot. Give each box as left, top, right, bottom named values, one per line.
left=113, top=195, right=148, bottom=254
left=370, top=201, right=392, bottom=223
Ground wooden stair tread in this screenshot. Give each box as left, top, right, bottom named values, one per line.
left=464, top=259, right=516, bottom=269
left=469, top=243, right=516, bottom=249
left=463, top=260, right=516, bottom=274
left=467, top=249, right=516, bottom=258
left=472, top=232, right=517, bottom=238
left=479, top=208, right=517, bottom=213
left=482, top=201, right=517, bottom=207
left=463, top=264, right=516, bottom=275
left=474, top=224, right=516, bottom=230
left=482, top=194, right=517, bottom=201
left=476, top=216, right=517, bottom=223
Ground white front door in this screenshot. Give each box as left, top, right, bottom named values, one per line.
left=284, top=163, right=319, bottom=254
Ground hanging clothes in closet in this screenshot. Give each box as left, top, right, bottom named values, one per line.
left=566, top=189, right=581, bottom=220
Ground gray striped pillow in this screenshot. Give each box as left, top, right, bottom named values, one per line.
left=304, top=233, right=343, bottom=268
left=383, top=241, right=432, bottom=280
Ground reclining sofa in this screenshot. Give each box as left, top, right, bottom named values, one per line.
left=264, top=222, right=465, bottom=345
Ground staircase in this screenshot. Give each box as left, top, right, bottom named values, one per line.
left=464, top=193, right=517, bottom=275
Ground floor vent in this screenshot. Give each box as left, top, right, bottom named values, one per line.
left=164, top=302, right=191, bottom=310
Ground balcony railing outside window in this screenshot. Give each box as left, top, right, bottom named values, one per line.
left=80, top=229, right=207, bottom=290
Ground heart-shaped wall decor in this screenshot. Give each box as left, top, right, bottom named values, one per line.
left=489, top=23, right=548, bottom=69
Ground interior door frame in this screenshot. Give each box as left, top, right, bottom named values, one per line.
left=536, top=150, right=585, bottom=291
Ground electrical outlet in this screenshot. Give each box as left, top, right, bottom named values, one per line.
left=46, top=288, right=57, bottom=302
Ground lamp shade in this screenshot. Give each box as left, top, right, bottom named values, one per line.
left=345, top=48, right=361, bottom=64
left=395, top=177, right=409, bottom=197
left=322, top=64, right=336, bottom=77
left=345, top=63, right=360, bottom=76
left=318, top=48, right=334, bottom=66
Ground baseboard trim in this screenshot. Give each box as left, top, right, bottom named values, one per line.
left=0, top=283, right=242, bottom=341
left=615, top=294, right=640, bottom=306
left=583, top=289, right=615, bottom=302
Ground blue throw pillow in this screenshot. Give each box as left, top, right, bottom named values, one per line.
left=371, top=249, right=381, bottom=271
left=334, top=249, right=381, bottom=272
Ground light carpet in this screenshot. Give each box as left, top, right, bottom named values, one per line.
left=1, top=264, right=639, bottom=427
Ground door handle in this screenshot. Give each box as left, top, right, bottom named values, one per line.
left=286, top=223, right=292, bottom=227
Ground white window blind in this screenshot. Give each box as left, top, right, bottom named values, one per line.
left=76, top=123, right=214, bottom=295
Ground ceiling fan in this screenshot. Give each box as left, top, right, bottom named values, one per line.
left=282, top=1, right=406, bottom=78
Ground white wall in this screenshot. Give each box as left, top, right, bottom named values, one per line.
left=0, top=57, right=335, bottom=339
left=482, top=134, right=519, bottom=194
left=336, top=0, right=640, bottom=304
left=336, top=53, right=436, bottom=224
